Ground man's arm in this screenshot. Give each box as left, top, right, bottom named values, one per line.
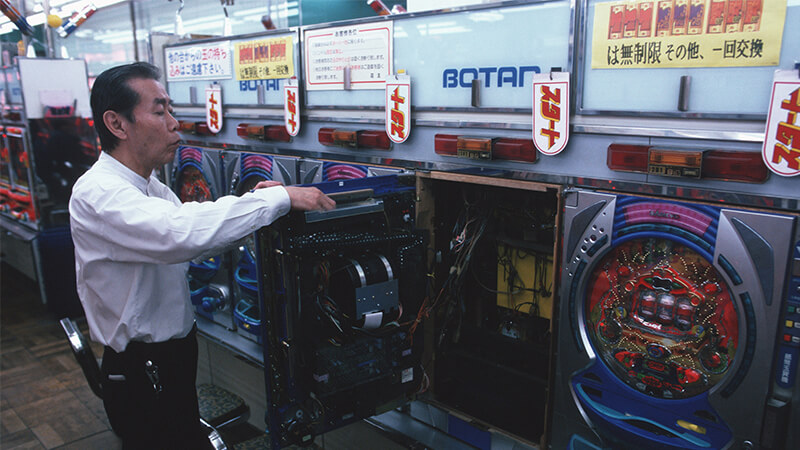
left=251, top=181, right=335, bottom=212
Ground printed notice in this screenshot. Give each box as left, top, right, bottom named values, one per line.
left=591, top=0, right=786, bottom=68
left=235, top=37, right=294, bottom=81
left=305, top=22, right=393, bottom=91
left=166, top=42, right=233, bottom=81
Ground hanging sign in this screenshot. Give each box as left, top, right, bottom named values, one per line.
left=532, top=72, right=569, bottom=156
left=284, top=77, right=300, bottom=136
left=385, top=73, right=410, bottom=144
left=762, top=69, right=800, bottom=177
left=206, top=84, right=222, bottom=134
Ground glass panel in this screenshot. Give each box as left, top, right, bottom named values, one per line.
left=585, top=237, right=738, bottom=400
left=579, top=0, right=800, bottom=116
left=54, top=3, right=137, bottom=78
left=0, top=135, right=12, bottom=185
left=7, top=133, right=29, bottom=189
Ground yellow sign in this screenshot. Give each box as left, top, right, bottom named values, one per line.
left=591, top=0, right=786, bottom=69
left=234, top=37, right=294, bottom=80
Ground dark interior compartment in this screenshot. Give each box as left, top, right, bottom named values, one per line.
left=422, top=175, right=559, bottom=444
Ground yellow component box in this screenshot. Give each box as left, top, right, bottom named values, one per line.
left=495, top=243, right=554, bottom=320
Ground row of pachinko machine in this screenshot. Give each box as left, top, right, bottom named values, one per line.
left=157, top=1, right=800, bottom=449
left=171, top=141, right=800, bottom=450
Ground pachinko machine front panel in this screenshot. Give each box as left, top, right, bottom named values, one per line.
left=171, top=145, right=232, bottom=329
left=227, top=152, right=297, bottom=344
left=551, top=190, right=798, bottom=450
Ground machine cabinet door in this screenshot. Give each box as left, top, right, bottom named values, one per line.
left=254, top=174, right=425, bottom=449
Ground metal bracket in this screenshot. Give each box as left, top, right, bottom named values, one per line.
left=678, top=75, right=691, bottom=112
left=343, top=66, right=351, bottom=90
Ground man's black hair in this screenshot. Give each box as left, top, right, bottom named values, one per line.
left=90, top=62, right=161, bottom=152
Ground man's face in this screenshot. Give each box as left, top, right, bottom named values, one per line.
left=125, top=77, right=181, bottom=172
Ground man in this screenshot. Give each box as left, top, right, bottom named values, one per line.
left=69, top=62, right=334, bottom=449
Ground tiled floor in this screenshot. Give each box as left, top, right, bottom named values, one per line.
left=1, top=264, right=119, bottom=450
left=0, top=263, right=418, bottom=450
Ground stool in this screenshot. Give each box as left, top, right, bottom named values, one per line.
left=198, top=383, right=250, bottom=429
left=233, top=434, right=270, bottom=450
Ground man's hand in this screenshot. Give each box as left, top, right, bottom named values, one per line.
left=252, top=180, right=283, bottom=190
left=284, top=186, right=336, bottom=211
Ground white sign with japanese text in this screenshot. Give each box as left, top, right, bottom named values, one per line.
left=385, top=73, right=410, bottom=143
left=206, top=85, right=222, bottom=134
left=284, top=78, right=300, bottom=136
left=166, top=42, right=233, bottom=81
left=532, top=72, right=569, bottom=156
left=763, top=69, right=800, bottom=177
left=304, top=22, right=393, bottom=91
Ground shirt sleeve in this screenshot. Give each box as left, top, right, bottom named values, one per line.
left=70, top=182, right=290, bottom=265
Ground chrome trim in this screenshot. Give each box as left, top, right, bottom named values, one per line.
left=577, top=108, right=766, bottom=122
left=175, top=105, right=765, bottom=140
left=571, top=116, right=766, bottom=142
left=0, top=215, right=38, bottom=239
left=173, top=107, right=283, bottom=121
left=350, top=259, right=367, bottom=287
left=165, top=140, right=799, bottom=212
left=378, top=254, right=394, bottom=280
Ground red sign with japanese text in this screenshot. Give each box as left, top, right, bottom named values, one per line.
left=206, top=85, right=222, bottom=134
left=532, top=72, right=570, bottom=156
left=762, top=70, right=800, bottom=177
left=284, top=78, right=300, bottom=136
left=385, top=74, right=410, bottom=144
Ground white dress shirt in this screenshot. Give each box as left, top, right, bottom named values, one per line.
left=69, top=151, right=290, bottom=352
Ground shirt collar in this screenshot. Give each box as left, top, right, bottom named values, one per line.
left=98, top=151, right=151, bottom=194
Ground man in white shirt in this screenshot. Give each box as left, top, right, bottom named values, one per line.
left=69, top=62, right=334, bottom=449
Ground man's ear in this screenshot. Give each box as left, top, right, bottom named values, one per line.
left=103, top=110, right=128, bottom=141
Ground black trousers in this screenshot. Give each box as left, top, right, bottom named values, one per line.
left=101, top=325, right=213, bottom=450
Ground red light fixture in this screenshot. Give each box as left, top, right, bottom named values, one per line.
left=434, top=134, right=536, bottom=163
left=237, top=123, right=291, bottom=142
left=607, top=143, right=650, bottom=172
left=177, top=120, right=215, bottom=136
left=702, top=150, right=769, bottom=183
left=368, top=0, right=391, bottom=15
left=606, top=144, right=769, bottom=183
left=318, top=128, right=391, bottom=150
left=194, top=123, right=213, bottom=136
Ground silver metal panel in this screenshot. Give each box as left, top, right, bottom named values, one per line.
left=0, top=224, right=38, bottom=281
left=551, top=189, right=616, bottom=450
left=708, top=209, right=796, bottom=445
